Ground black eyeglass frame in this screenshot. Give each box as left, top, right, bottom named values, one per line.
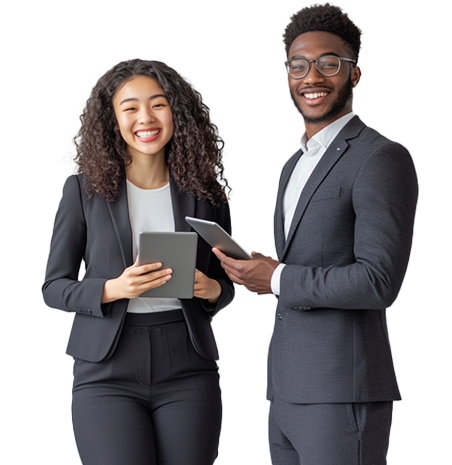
left=285, top=55, right=357, bottom=79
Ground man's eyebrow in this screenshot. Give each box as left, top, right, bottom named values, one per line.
left=289, top=52, right=340, bottom=60
left=119, top=94, right=167, bottom=106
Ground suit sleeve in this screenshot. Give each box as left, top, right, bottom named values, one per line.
left=200, top=200, right=235, bottom=316
left=42, top=176, right=110, bottom=317
left=279, top=143, right=418, bottom=310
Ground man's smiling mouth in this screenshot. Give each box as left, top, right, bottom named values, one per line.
left=303, top=92, right=329, bottom=99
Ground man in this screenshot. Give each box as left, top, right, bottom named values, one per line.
left=213, top=4, right=418, bottom=465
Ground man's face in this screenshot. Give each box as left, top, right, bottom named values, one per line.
left=287, top=31, right=361, bottom=135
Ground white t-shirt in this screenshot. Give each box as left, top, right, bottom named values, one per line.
left=126, top=180, right=182, bottom=313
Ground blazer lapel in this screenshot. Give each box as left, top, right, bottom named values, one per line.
left=274, top=149, right=303, bottom=259
left=170, top=174, right=196, bottom=231
left=281, top=116, right=365, bottom=261
left=106, top=175, right=134, bottom=268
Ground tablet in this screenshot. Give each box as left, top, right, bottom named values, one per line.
left=185, top=217, right=252, bottom=260
left=138, top=232, right=198, bottom=298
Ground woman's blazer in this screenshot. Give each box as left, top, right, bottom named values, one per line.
left=43, top=174, right=234, bottom=363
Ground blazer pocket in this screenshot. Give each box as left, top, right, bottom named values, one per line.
left=310, top=187, right=342, bottom=202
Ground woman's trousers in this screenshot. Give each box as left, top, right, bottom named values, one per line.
left=72, top=310, right=222, bottom=465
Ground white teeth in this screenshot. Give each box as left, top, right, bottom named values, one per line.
left=136, top=130, right=159, bottom=138
left=304, top=92, right=328, bottom=99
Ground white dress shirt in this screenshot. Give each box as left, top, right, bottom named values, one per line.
left=270, top=112, right=356, bottom=295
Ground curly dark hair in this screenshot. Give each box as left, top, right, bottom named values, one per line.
left=74, top=59, right=229, bottom=204
left=283, top=3, right=362, bottom=63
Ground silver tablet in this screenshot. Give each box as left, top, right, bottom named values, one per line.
left=185, top=217, right=252, bottom=260
left=138, top=232, right=198, bottom=298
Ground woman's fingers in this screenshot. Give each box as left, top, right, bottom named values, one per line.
left=193, top=269, right=221, bottom=303
left=110, top=262, right=173, bottom=300
left=140, top=268, right=173, bottom=286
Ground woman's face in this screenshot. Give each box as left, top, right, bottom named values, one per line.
left=113, top=75, right=174, bottom=161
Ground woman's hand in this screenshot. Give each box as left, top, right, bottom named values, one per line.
left=194, top=269, right=221, bottom=304
left=102, top=257, right=172, bottom=303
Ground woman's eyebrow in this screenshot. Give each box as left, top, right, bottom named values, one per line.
left=119, top=94, right=167, bottom=106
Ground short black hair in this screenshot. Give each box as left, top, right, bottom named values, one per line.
left=283, top=3, right=361, bottom=62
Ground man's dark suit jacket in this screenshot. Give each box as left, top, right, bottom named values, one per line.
left=43, top=174, right=234, bottom=363
left=268, top=116, right=418, bottom=404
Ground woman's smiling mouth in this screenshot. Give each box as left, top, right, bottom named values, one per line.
left=135, top=129, right=161, bottom=141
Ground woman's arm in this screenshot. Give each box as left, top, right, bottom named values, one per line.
left=42, top=176, right=109, bottom=317
left=42, top=176, right=174, bottom=315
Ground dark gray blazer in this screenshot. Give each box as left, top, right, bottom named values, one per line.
left=43, top=174, right=234, bottom=363
left=268, top=116, right=418, bottom=404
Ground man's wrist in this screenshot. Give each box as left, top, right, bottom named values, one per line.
left=270, top=263, right=286, bottom=295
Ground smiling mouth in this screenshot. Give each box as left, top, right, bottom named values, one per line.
left=302, top=92, right=329, bottom=99
left=136, top=130, right=160, bottom=138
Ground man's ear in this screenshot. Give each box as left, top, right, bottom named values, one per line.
left=352, top=66, right=361, bottom=88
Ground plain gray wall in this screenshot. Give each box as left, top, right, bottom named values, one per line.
left=41, top=0, right=420, bottom=465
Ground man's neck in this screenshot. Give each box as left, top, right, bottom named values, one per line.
left=304, top=108, right=354, bottom=140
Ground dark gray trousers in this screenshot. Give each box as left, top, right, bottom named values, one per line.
left=72, top=310, right=222, bottom=465
left=269, top=395, right=393, bottom=465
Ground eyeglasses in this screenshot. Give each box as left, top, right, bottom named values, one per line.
left=285, top=55, right=356, bottom=79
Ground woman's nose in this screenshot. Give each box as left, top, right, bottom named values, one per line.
left=139, top=108, right=156, bottom=124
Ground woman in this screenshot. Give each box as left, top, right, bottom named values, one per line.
left=43, top=59, right=234, bottom=465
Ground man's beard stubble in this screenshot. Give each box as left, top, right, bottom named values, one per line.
left=290, top=75, right=354, bottom=125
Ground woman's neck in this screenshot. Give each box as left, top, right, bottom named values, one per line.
left=125, top=153, right=169, bottom=190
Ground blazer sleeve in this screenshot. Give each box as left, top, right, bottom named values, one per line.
left=42, top=175, right=110, bottom=317
left=279, top=142, right=418, bottom=310
left=200, top=200, right=235, bottom=316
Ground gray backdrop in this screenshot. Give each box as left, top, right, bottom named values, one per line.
left=41, top=0, right=420, bottom=465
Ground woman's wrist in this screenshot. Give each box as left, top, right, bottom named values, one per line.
left=207, top=279, right=221, bottom=304
left=101, top=278, right=119, bottom=304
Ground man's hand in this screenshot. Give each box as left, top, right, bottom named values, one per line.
left=212, top=248, right=280, bottom=294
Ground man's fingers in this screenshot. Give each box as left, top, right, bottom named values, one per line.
left=213, top=247, right=255, bottom=271
left=212, top=248, right=225, bottom=260
left=222, top=267, right=246, bottom=286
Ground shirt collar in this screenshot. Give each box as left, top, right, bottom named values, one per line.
left=301, top=112, right=356, bottom=152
